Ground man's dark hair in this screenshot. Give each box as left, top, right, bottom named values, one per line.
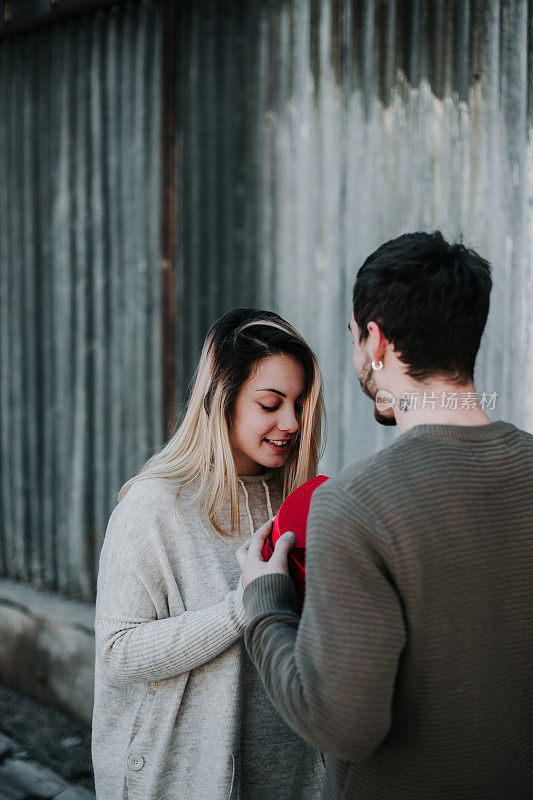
left=352, top=231, right=492, bottom=383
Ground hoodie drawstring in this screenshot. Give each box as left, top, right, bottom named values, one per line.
left=238, top=479, right=255, bottom=537
left=237, top=477, right=274, bottom=537
left=261, top=478, right=274, bottom=519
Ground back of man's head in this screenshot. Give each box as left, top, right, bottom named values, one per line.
left=353, top=231, right=492, bottom=384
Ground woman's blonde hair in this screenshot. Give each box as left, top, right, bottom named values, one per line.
left=119, top=308, right=326, bottom=537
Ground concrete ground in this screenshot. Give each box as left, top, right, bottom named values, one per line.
left=0, top=683, right=94, bottom=798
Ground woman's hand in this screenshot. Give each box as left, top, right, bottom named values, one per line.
left=236, top=518, right=296, bottom=589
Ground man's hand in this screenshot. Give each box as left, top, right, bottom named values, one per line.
left=236, top=518, right=296, bottom=589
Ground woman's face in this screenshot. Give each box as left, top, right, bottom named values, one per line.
left=229, top=354, right=306, bottom=476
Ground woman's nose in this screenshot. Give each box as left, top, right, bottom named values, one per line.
left=278, top=406, right=299, bottom=433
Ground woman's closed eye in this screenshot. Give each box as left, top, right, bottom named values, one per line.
left=259, top=403, right=303, bottom=414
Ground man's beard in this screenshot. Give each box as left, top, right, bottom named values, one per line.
left=358, top=358, right=397, bottom=427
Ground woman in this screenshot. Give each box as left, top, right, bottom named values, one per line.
left=92, top=308, right=326, bottom=800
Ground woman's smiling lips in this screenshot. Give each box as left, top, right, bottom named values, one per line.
left=263, top=437, right=292, bottom=453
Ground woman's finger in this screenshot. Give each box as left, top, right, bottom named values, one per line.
left=235, top=537, right=252, bottom=565
left=249, top=517, right=274, bottom=557
left=235, top=546, right=246, bottom=569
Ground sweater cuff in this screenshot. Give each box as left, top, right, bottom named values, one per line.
left=243, top=573, right=299, bottom=622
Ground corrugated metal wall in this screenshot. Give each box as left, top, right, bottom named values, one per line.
left=1, top=0, right=532, bottom=600
left=175, top=0, right=262, bottom=410
left=177, top=0, right=533, bottom=476
left=0, top=0, right=163, bottom=599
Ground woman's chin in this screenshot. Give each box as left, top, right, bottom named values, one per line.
left=250, top=454, right=286, bottom=472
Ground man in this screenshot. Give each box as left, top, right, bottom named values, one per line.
left=236, top=232, right=533, bottom=799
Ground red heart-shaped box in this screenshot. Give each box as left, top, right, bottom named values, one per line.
left=262, top=475, right=329, bottom=610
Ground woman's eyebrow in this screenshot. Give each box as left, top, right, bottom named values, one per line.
left=256, top=388, right=286, bottom=397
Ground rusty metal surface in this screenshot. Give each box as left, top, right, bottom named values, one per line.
left=176, top=0, right=533, bottom=476
left=1, top=0, right=532, bottom=599
left=0, top=0, right=163, bottom=599
left=174, top=0, right=261, bottom=416
left=161, top=0, right=177, bottom=437
left=0, top=0, right=133, bottom=36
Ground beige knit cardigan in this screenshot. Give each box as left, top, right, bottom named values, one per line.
left=91, top=472, right=324, bottom=800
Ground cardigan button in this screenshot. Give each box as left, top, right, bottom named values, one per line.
left=128, top=754, right=145, bottom=771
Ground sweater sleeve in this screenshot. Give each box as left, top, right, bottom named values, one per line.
left=94, top=494, right=247, bottom=683
left=243, top=481, right=406, bottom=762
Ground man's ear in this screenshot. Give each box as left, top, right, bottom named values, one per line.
left=366, top=321, right=387, bottom=364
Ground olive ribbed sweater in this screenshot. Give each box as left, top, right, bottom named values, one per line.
left=244, top=421, right=533, bottom=799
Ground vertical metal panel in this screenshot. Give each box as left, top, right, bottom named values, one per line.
left=1, top=0, right=532, bottom=602
left=175, top=0, right=262, bottom=412
left=161, top=0, right=178, bottom=437
left=177, top=0, right=533, bottom=476
left=0, top=0, right=163, bottom=600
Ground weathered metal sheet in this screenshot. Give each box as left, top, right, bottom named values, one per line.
left=1, top=0, right=532, bottom=602
left=0, top=0, right=133, bottom=34
left=176, top=0, right=533, bottom=477
left=174, top=0, right=262, bottom=414
left=0, top=0, right=163, bottom=599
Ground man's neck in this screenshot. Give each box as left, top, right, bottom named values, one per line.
left=391, top=378, right=493, bottom=435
